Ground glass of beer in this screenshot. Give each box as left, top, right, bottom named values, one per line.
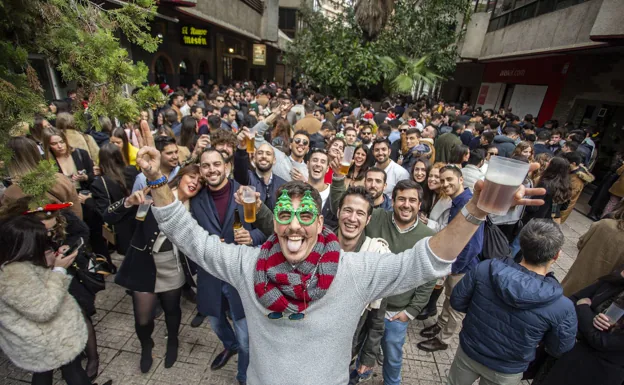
left=339, top=146, right=355, bottom=175
left=242, top=186, right=257, bottom=223
left=477, top=156, right=530, bottom=215
left=135, top=196, right=153, bottom=221
left=246, top=127, right=256, bottom=154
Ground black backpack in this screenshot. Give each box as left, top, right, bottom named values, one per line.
left=479, top=216, right=512, bottom=261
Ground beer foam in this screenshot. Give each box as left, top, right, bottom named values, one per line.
left=485, top=170, right=526, bottom=186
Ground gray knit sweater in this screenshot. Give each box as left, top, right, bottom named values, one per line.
left=152, top=200, right=452, bottom=385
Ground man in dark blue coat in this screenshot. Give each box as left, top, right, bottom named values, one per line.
left=190, top=149, right=266, bottom=385
left=233, top=139, right=286, bottom=212
left=418, top=165, right=483, bottom=353
left=446, top=219, right=577, bottom=385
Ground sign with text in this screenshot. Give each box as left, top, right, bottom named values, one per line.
left=181, top=26, right=208, bottom=47
left=252, top=44, right=266, bottom=66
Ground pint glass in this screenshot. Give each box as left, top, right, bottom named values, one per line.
left=477, top=156, right=530, bottom=215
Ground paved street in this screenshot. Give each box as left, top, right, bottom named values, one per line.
left=0, top=209, right=593, bottom=385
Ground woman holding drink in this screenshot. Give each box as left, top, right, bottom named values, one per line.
left=113, top=164, right=201, bottom=373
left=346, top=145, right=373, bottom=187
left=532, top=266, right=624, bottom=385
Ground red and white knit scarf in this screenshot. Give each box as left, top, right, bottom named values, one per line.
left=253, top=228, right=341, bottom=314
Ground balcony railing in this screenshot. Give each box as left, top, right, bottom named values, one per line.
left=484, top=0, right=589, bottom=32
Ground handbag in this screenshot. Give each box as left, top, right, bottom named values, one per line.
left=479, top=216, right=512, bottom=260
left=100, top=177, right=116, bottom=245
left=71, top=252, right=107, bottom=295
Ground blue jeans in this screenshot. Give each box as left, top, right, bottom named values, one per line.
left=381, top=318, right=409, bottom=385
left=208, top=314, right=249, bottom=382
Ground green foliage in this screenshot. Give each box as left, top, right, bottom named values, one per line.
left=18, top=160, right=59, bottom=209
left=285, top=0, right=472, bottom=96
left=0, top=0, right=160, bottom=198
left=379, top=55, right=441, bottom=94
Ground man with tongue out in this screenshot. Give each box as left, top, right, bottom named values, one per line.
left=135, top=145, right=544, bottom=385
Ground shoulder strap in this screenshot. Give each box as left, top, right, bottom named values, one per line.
left=101, top=177, right=112, bottom=204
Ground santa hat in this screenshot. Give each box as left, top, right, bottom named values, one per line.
left=363, top=112, right=374, bottom=120
left=160, top=83, right=170, bottom=92
left=23, top=202, right=73, bottom=217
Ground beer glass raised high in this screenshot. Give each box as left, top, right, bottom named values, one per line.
left=242, top=186, right=257, bottom=223
left=477, top=156, right=530, bottom=215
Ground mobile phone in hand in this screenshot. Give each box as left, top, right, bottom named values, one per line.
left=63, top=238, right=84, bottom=257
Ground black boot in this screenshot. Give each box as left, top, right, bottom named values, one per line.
left=417, top=287, right=443, bottom=320
left=136, top=322, right=155, bottom=373
left=164, top=337, right=178, bottom=368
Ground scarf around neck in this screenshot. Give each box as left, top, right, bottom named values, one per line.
left=253, top=228, right=340, bottom=314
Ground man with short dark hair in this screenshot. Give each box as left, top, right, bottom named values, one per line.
left=372, top=138, right=410, bottom=199
left=191, top=105, right=209, bottom=135
left=220, top=106, right=238, bottom=131
left=461, top=150, right=485, bottom=191
left=325, top=101, right=341, bottom=126
left=132, top=136, right=179, bottom=192
left=170, top=92, right=184, bottom=122
left=418, top=166, right=484, bottom=353
left=310, top=121, right=336, bottom=150
left=180, top=92, right=197, bottom=117
left=446, top=219, right=577, bottom=385
left=359, top=125, right=374, bottom=149
left=295, top=100, right=323, bottom=134
left=344, top=126, right=358, bottom=146
left=493, top=126, right=520, bottom=157
left=363, top=167, right=391, bottom=211
left=549, top=129, right=564, bottom=153
left=534, top=130, right=554, bottom=156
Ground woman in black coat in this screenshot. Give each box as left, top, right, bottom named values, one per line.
left=89, top=144, right=139, bottom=256
left=536, top=267, right=624, bottom=385
left=113, top=164, right=200, bottom=374
left=522, top=156, right=572, bottom=224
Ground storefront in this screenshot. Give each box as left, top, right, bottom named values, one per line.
left=475, top=55, right=573, bottom=126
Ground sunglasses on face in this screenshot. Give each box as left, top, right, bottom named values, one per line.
left=488, top=152, right=497, bottom=156
left=361, top=131, right=372, bottom=135
left=216, top=99, right=225, bottom=103
left=293, top=138, right=309, bottom=146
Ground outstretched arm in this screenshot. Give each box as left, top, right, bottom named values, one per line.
left=429, top=164, right=545, bottom=261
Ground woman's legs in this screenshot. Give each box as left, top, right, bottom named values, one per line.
left=158, top=287, right=183, bottom=368
left=132, top=291, right=158, bottom=373
left=83, top=312, right=100, bottom=380
left=31, top=371, right=53, bottom=385
left=59, top=354, right=91, bottom=385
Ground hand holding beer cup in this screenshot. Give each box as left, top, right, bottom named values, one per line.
left=339, top=146, right=355, bottom=176
left=236, top=127, right=250, bottom=149
left=468, top=162, right=545, bottom=219
left=476, top=157, right=533, bottom=215
left=237, top=186, right=258, bottom=223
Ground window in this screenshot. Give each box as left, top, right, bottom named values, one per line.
left=279, top=7, right=297, bottom=38
left=487, top=0, right=588, bottom=32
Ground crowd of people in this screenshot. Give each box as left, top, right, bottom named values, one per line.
left=1, top=78, right=623, bottom=385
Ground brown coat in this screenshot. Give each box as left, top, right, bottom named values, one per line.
left=1, top=173, right=83, bottom=219
left=608, top=164, right=624, bottom=197
left=560, top=165, right=595, bottom=223
left=65, top=129, right=100, bottom=164
left=295, top=115, right=322, bottom=135
left=561, top=218, right=624, bottom=296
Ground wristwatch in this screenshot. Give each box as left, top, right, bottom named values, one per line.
left=461, top=206, right=486, bottom=225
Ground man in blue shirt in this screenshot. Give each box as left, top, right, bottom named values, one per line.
left=417, top=165, right=484, bottom=352
left=133, top=136, right=180, bottom=192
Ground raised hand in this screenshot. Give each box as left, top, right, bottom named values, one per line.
left=136, top=146, right=162, bottom=180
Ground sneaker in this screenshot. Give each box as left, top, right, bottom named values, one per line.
left=348, top=368, right=373, bottom=384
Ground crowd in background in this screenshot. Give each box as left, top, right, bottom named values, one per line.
left=1, top=77, right=624, bottom=385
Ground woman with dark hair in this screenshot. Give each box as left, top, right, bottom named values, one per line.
left=346, top=144, right=372, bottom=187
left=110, top=126, right=139, bottom=166
left=271, top=118, right=292, bottom=155
left=113, top=164, right=201, bottom=373
left=534, top=267, right=624, bottom=385
left=1, top=137, right=82, bottom=219
left=30, top=115, right=52, bottom=149
left=449, top=143, right=470, bottom=166
left=523, top=156, right=572, bottom=224
left=0, top=215, right=98, bottom=385
left=411, top=158, right=432, bottom=213
left=177, top=115, right=197, bottom=163
left=89, top=144, right=140, bottom=255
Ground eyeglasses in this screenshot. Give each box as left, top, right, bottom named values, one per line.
left=267, top=312, right=305, bottom=321
left=216, top=99, right=225, bottom=103
left=293, top=138, right=309, bottom=146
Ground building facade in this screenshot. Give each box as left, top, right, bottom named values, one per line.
left=441, top=0, right=624, bottom=175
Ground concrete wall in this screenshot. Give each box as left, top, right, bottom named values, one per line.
left=552, top=51, right=624, bottom=123
left=196, top=0, right=264, bottom=39
left=590, top=0, right=624, bottom=40
left=279, top=0, right=302, bottom=7
left=459, top=12, right=491, bottom=60
left=439, top=62, right=485, bottom=105
left=480, top=0, right=605, bottom=60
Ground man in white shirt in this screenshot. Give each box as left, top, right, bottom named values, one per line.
left=372, top=138, right=410, bottom=199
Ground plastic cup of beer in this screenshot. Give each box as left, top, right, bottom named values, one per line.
left=242, top=186, right=257, bottom=223
left=135, top=196, right=153, bottom=221
left=339, top=146, right=355, bottom=175
left=603, top=302, right=624, bottom=325
left=246, top=127, right=256, bottom=154
left=477, top=156, right=530, bottom=215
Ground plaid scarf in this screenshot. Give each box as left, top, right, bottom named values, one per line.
left=253, top=228, right=340, bottom=313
